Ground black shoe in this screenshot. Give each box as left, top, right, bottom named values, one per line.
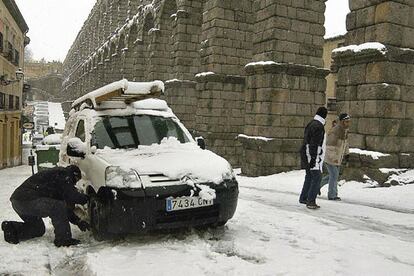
left=328, top=197, right=341, bottom=201
left=306, top=202, right=320, bottom=209
left=54, top=238, right=81, bottom=247
left=299, top=200, right=307, bottom=204
left=1, top=221, right=19, bottom=244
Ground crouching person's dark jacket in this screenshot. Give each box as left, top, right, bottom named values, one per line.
left=11, top=166, right=88, bottom=205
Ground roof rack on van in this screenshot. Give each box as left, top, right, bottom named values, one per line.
left=71, top=79, right=165, bottom=111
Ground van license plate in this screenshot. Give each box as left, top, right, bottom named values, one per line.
left=166, top=196, right=213, bottom=212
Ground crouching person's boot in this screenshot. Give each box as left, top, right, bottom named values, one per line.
left=51, top=201, right=80, bottom=247
left=54, top=238, right=81, bottom=247
left=1, top=221, right=19, bottom=244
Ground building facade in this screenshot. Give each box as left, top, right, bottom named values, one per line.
left=24, top=61, right=62, bottom=79
left=0, top=0, right=29, bottom=169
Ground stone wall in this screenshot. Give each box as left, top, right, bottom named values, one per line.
left=333, top=0, right=414, bottom=184
left=63, top=0, right=329, bottom=175
left=240, top=63, right=328, bottom=176
left=195, top=73, right=246, bottom=166
left=26, top=74, right=64, bottom=102
left=239, top=0, right=329, bottom=176
left=24, top=61, right=63, bottom=79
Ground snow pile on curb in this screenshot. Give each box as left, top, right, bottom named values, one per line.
left=195, top=72, right=215, bottom=77
left=349, top=148, right=390, bottom=160
left=43, top=134, right=62, bottom=145
left=385, top=170, right=414, bottom=185
left=333, top=42, right=387, bottom=55
left=244, top=61, right=278, bottom=67
left=237, top=134, right=273, bottom=142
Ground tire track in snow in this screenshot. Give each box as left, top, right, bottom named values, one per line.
left=242, top=185, right=414, bottom=214
left=239, top=189, right=414, bottom=242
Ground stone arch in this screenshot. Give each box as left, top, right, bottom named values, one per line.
left=107, top=40, right=117, bottom=82
left=96, top=50, right=104, bottom=89
left=117, top=33, right=126, bottom=53
left=114, top=33, right=126, bottom=80
left=143, top=5, right=156, bottom=29
left=153, top=0, right=178, bottom=80
left=126, top=21, right=145, bottom=81
left=127, top=21, right=139, bottom=48
left=109, top=40, right=117, bottom=58
left=85, top=59, right=92, bottom=92
left=128, top=0, right=140, bottom=19
left=142, top=12, right=155, bottom=81
left=102, top=44, right=111, bottom=85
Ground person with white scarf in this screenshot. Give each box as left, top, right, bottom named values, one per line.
left=299, top=107, right=327, bottom=209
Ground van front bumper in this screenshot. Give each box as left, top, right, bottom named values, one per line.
left=97, top=181, right=239, bottom=234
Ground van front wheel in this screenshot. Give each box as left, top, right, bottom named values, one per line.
left=89, top=195, right=113, bottom=241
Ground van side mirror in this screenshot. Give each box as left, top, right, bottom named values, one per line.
left=196, top=137, right=205, bottom=150
left=66, top=138, right=86, bottom=158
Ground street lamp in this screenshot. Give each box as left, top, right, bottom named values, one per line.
left=0, top=68, right=24, bottom=86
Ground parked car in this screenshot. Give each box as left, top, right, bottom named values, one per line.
left=31, top=133, right=44, bottom=147
left=59, top=79, right=239, bottom=240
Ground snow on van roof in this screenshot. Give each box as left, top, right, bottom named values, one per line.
left=132, top=99, right=169, bottom=111
left=72, top=79, right=165, bottom=110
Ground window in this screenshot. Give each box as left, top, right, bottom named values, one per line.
left=0, top=93, right=4, bottom=109
left=92, top=115, right=189, bottom=149
left=14, top=49, right=19, bottom=66
left=15, top=96, right=19, bottom=110
left=8, top=95, right=13, bottom=110
left=0, top=33, right=3, bottom=53
left=75, top=120, right=86, bottom=142
left=7, top=42, right=13, bottom=62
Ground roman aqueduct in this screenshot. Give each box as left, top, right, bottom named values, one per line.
left=62, top=0, right=414, bottom=178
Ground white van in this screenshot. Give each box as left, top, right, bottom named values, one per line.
left=59, top=79, right=238, bottom=240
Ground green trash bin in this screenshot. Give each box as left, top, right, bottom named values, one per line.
left=35, top=145, right=60, bottom=172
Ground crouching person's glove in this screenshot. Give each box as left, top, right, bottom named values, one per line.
left=77, top=220, right=91, bottom=232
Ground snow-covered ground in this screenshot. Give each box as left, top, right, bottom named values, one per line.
left=1, top=166, right=414, bottom=275
left=48, top=102, right=66, bottom=131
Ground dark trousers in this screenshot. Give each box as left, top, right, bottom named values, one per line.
left=299, top=169, right=322, bottom=203
left=7, top=198, right=72, bottom=241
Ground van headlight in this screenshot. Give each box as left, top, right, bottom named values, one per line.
left=105, top=166, right=142, bottom=188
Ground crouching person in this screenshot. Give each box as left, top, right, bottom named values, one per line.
left=1, top=165, right=90, bottom=247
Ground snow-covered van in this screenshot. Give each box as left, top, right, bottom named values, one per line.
left=59, top=79, right=238, bottom=240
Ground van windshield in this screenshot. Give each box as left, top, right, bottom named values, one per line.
left=91, top=115, right=190, bottom=149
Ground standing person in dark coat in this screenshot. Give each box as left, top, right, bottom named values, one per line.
left=299, top=107, right=327, bottom=209
left=1, top=165, right=90, bottom=247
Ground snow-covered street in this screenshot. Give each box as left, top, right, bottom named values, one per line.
left=1, top=166, right=414, bottom=275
